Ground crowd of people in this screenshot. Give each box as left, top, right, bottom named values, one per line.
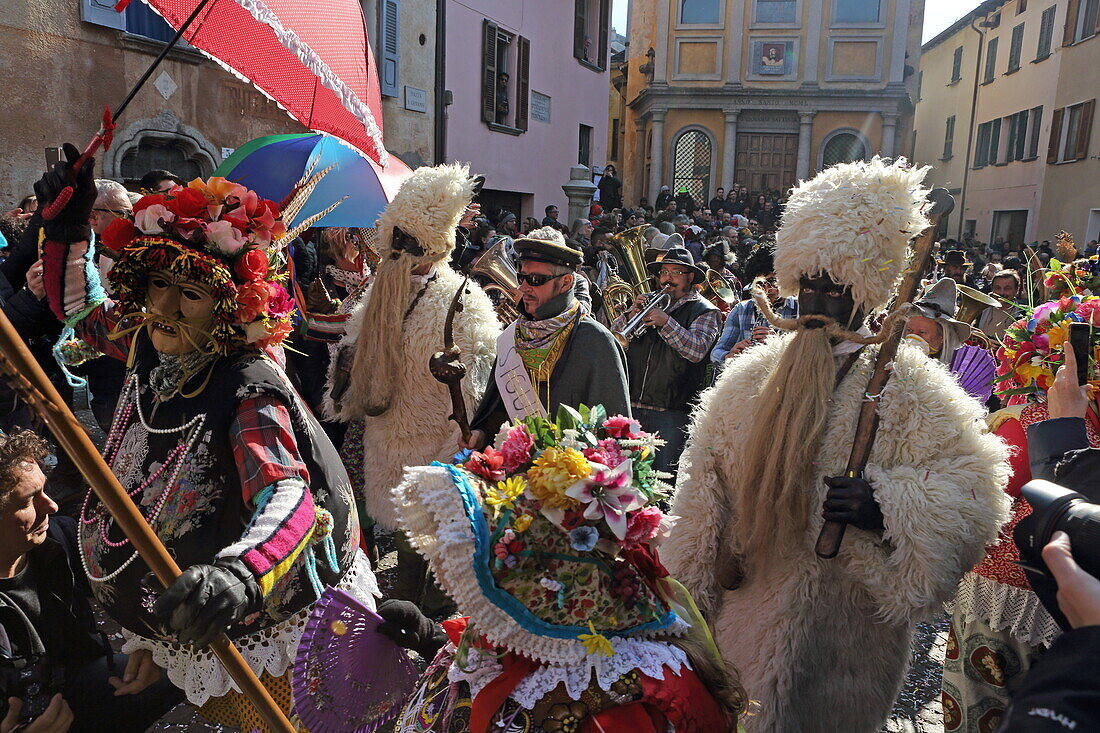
left=0, top=149, right=1098, bottom=733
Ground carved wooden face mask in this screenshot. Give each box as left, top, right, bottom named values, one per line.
left=144, top=270, right=217, bottom=356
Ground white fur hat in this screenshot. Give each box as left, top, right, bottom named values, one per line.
left=774, top=156, right=931, bottom=312
left=375, top=162, right=476, bottom=262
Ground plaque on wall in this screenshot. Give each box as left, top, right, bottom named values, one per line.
left=404, top=86, right=429, bottom=113
left=531, top=92, right=551, bottom=124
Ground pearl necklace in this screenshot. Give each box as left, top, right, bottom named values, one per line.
left=80, top=374, right=206, bottom=583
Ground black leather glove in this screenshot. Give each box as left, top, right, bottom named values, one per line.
left=822, top=475, right=885, bottom=532
left=152, top=558, right=263, bottom=648
left=33, top=142, right=96, bottom=244
left=376, top=599, right=447, bottom=659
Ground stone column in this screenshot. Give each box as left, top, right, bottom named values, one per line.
left=648, top=110, right=667, bottom=202
left=797, top=112, right=815, bottom=180
left=721, top=110, right=739, bottom=190
left=634, top=119, right=648, bottom=204
left=562, top=165, right=597, bottom=227
left=880, top=113, right=898, bottom=157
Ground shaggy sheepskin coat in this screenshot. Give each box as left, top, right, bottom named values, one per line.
left=664, top=335, right=1010, bottom=733
left=330, top=266, right=500, bottom=530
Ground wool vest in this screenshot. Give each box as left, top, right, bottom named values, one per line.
left=626, top=297, right=717, bottom=411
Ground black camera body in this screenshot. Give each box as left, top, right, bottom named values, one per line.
left=1017, top=480, right=1100, bottom=579
left=0, top=654, right=64, bottom=724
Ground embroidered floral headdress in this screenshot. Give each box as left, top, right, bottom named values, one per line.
left=101, top=177, right=296, bottom=353
left=395, top=405, right=693, bottom=666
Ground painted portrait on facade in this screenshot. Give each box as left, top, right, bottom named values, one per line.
left=753, top=40, right=795, bottom=76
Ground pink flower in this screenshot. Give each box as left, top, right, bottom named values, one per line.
left=204, top=219, right=248, bottom=256
left=235, top=280, right=271, bottom=323
left=603, top=415, right=642, bottom=440
left=583, top=439, right=628, bottom=469
left=133, top=204, right=174, bottom=235
left=565, top=460, right=644, bottom=540
left=266, top=283, right=295, bottom=319
left=624, top=506, right=664, bottom=543
left=500, top=424, right=535, bottom=472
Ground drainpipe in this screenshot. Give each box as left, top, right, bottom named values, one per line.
left=433, top=0, right=447, bottom=164
left=957, top=13, right=990, bottom=240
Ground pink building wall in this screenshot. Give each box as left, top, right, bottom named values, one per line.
left=445, top=0, right=610, bottom=218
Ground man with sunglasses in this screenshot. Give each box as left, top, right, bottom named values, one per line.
left=612, top=246, right=721, bottom=478
left=710, top=245, right=799, bottom=363
left=463, top=228, right=630, bottom=450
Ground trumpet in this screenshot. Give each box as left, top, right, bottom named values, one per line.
left=614, top=286, right=672, bottom=348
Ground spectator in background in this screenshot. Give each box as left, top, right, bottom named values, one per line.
left=541, top=204, right=561, bottom=228
left=654, top=185, right=673, bottom=211
left=674, top=187, right=694, bottom=212
left=4, top=196, right=36, bottom=221
left=521, top=216, right=540, bottom=235
left=709, top=187, right=726, bottom=213
left=137, top=169, right=182, bottom=195
left=567, top=218, right=592, bottom=252
left=88, top=180, right=132, bottom=240
left=596, top=164, right=622, bottom=210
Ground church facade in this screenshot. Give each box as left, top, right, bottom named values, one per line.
left=620, top=0, right=925, bottom=205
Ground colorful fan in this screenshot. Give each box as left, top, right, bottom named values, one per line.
left=950, top=344, right=997, bottom=402
left=292, top=589, right=420, bottom=733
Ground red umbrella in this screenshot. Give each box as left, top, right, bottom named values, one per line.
left=122, top=0, right=387, bottom=165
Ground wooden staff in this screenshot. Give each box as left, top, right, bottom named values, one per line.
left=430, top=277, right=474, bottom=444
left=0, top=311, right=296, bottom=733
left=815, top=188, right=956, bottom=559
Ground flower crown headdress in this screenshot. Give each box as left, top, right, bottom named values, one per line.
left=101, top=173, right=336, bottom=354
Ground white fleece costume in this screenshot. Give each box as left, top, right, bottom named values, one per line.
left=666, top=338, right=1009, bottom=732
left=326, top=164, right=500, bottom=530
left=664, top=158, right=1011, bottom=733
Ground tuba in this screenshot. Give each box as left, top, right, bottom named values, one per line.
left=955, top=283, right=1000, bottom=326
left=470, top=237, right=522, bottom=323
left=602, top=225, right=654, bottom=323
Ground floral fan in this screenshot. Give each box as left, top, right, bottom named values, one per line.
left=292, top=588, right=420, bottom=733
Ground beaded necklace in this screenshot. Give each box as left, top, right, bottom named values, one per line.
left=79, top=373, right=206, bottom=583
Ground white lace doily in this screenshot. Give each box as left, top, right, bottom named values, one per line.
left=447, top=638, right=690, bottom=711
left=949, top=571, right=1061, bottom=648
left=122, top=550, right=379, bottom=705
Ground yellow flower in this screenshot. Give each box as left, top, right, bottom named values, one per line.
left=527, top=447, right=590, bottom=510
left=578, top=622, right=613, bottom=657
left=485, top=476, right=526, bottom=516
left=513, top=514, right=533, bottom=532
left=1047, top=321, right=1070, bottom=351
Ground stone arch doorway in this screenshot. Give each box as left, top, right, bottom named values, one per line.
left=104, top=111, right=219, bottom=187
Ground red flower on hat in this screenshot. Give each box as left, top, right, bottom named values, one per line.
left=100, top=218, right=138, bottom=254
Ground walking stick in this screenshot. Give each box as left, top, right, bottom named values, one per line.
left=0, top=311, right=296, bottom=733
left=814, top=188, right=955, bottom=560
left=430, top=277, right=474, bottom=444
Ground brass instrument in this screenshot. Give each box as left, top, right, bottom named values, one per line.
left=614, top=285, right=673, bottom=348
left=470, top=237, right=521, bottom=323
left=602, top=225, right=654, bottom=323
left=955, top=283, right=1000, bottom=326
left=701, top=268, right=737, bottom=310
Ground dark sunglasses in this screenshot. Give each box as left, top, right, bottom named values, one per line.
left=517, top=272, right=567, bottom=287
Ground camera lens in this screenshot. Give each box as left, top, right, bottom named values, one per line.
left=1059, top=500, right=1100, bottom=578
left=1021, top=480, right=1100, bottom=578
